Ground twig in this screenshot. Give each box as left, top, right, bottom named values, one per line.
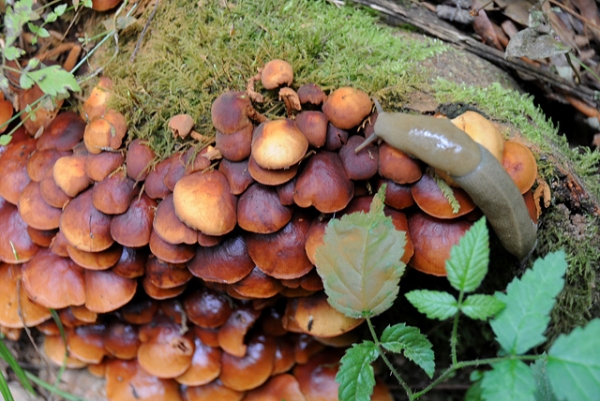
left=130, top=0, right=160, bottom=63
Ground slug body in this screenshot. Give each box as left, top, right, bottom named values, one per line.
left=373, top=112, right=537, bottom=259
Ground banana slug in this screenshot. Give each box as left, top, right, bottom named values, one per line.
left=360, top=105, right=537, bottom=260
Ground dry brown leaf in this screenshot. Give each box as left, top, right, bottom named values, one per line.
left=473, top=9, right=504, bottom=50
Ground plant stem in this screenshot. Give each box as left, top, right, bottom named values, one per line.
left=366, top=318, right=414, bottom=399
left=450, top=289, right=465, bottom=365
left=409, top=354, right=542, bottom=400
left=25, top=372, right=88, bottom=401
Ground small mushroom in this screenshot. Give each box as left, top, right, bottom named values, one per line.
left=247, top=156, right=299, bottom=186
left=53, top=154, right=92, bottom=197
left=211, top=91, right=256, bottom=135
left=411, top=172, right=476, bottom=219
left=218, top=158, right=255, bottom=195
left=110, top=194, right=157, bottom=248
left=237, top=183, right=293, bottom=234
left=0, top=137, right=36, bottom=204
left=43, top=334, right=87, bottom=368
left=0, top=264, right=51, bottom=328
left=82, top=77, right=113, bottom=121
left=216, top=124, right=253, bottom=162
left=501, top=140, right=538, bottom=194
left=378, top=142, right=422, bottom=184
left=36, top=111, right=86, bottom=152
left=84, top=151, right=125, bottom=182
left=220, top=333, right=276, bottom=391
left=295, top=110, right=328, bottom=148
left=217, top=306, right=262, bottom=357
left=231, top=266, right=284, bottom=299
left=18, top=181, right=62, bottom=230
left=144, top=157, right=172, bottom=199
left=92, top=169, right=138, bottom=215
left=322, top=87, right=372, bottom=130
left=168, top=114, right=195, bottom=139
left=183, top=287, right=233, bottom=329
left=149, top=229, right=195, bottom=264
left=183, top=379, right=244, bottom=401
left=84, top=269, right=137, bottom=313
left=104, top=321, right=140, bottom=360
left=339, top=135, right=379, bottom=180
left=251, top=119, right=308, bottom=170
left=26, top=149, right=68, bottom=182
left=67, top=243, right=123, bottom=270
left=83, top=110, right=127, bottom=154
left=145, top=257, right=193, bottom=289
left=261, top=59, right=294, bottom=89
left=243, top=374, right=306, bottom=401
left=176, top=337, right=222, bottom=386
left=105, top=359, right=182, bottom=401
left=125, top=139, right=155, bottom=181
left=153, top=194, right=197, bottom=245
left=297, top=83, right=327, bottom=106
left=67, top=324, right=106, bottom=364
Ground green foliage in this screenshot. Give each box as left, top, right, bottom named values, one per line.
left=315, top=186, right=407, bottom=318
left=337, top=342, right=378, bottom=401
left=380, top=324, right=435, bottom=378
left=316, top=205, right=600, bottom=401
left=489, top=251, right=567, bottom=355
left=547, top=320, right=600, bottom=401
left=0, top=338, right=35, bottom=396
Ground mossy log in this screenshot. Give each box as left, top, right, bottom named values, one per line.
left=92, top=0, right=599, bottom=345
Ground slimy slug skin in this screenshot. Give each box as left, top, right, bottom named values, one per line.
left=372, top=111, right=537, bottom=260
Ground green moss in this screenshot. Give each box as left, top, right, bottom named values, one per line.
left=98, top=0, right=446, bottom=158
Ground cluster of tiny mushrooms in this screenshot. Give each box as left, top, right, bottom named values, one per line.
left=0, top=56, right=539, bottom=401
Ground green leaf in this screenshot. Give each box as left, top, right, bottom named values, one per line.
left=45, top=12, right=58, bottom=23
left=489, top=251, right=567, bottom=355
left=0, top=76, right=9, bottom=92
left=0, top=135, right=13, bottom=146
left=25, top=66, right=81, bottom=97
left=530, top=357, right=558, bottom=401
left=480, top=359, right=536, bottom=401
left=405, top=290, right=458, bottom=320
left=465, top=381, right=484, bottom=401
left=54, top=4, right=67, bottom=17
left=336, top=341, right=378, bottom=401
left=0, top=369, right=14, bottom=401
left=82, top=0, right=93, bottom=8
left=19, top=74, right=35, bottom=90
left=446, top=217, right=489, bottom=292
left=380, top=323, right=435, bottom=378
left=461, top=294, right=505, bottom=321
left=315, top=187, right=407, bottom=318
left=3, top=46, right=25, bottom=61
left=0, top=340, right=35, bottom=395
left=547, top=319, right=600, bottom=401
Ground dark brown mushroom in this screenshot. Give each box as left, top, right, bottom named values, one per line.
left=218, top=158, right=255, bottom=195
left=237, top=183, right=293, bottom=234
left=67, top=243, right=123, bottom=270
left=104, top=321, right=140, bottom=360
left=247, top=156, right=299, bottom=186
left=111, top=246, right=147, bottom=278
left=125, top=139, right=155, bottom=181
left=339, top=135, right=379, bottom=180
left=153, top=194, right=197, bottom=245
left=231, top=267, right=284, bottom=299
left=149, top=230, right=196, bottom=264
left=85, top=151, right=125, bottom=182
left=0, top=137, right=36, bottom=205
left=26, top=149, right=68, bottom=182
left=297, top=83, right=327, bottom=106
left=0, top=200, right=39, bottom=263
left=294, top=110, right=328, bottom=148
left=183, top=287, right=233, bottom=329
left=110, top=193, right=157, bottom=248
left=36, top=111, right=86, bottom=152
left=18, top=181, right=62, bottom=230
left=216, top=124, right=253, bottom=162
left=211, top=91, right=254, bottom=135
left=220, top=333, right=276, bottom=391
left=0, top=264, right=51, bottom=328
left=92, top=169, right=138, bottom=215
left=146, top=257, right=193, bottom=289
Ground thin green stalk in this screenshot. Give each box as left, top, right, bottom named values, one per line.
left=366, top=318, right=414, bottom=399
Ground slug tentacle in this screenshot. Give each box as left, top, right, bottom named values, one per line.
left=371, top=110, right=537, bottom=260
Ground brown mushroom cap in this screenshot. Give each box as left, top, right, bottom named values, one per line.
left=105, top=359, right=182, bottom=401
left=22, top=249, right=85, bottom=308
left=26, top=226, right=57, bottom=247
left=67, top=324, right=106, bottom=364
left=211, top=91, right=254, bottom=135
left=243, top=374, right=306, bottom=401
left=138, top=316, right=195, bottom=379
left=237, top=183, right=293, bottom=234
left=176, top=337, right=222, bottom=386
left=297, top=83, right=327, bottom=106
left=85, top=269, right=137, bottom=313
left=247, top=156, right=299, bottom=186
left=218, top=158, right=255, bottom=195
left=293, top=151, right=354, bottom=213
left=120, top=297, right=159, bottom=325
left=188, top=233, right=255, bottom=284
left=272, top=336, right=296, bottom=374
left=451, top=111, right=505, bottom=162
left=67, top=243, right=123, bottom=270
left=53, top=154, right=92, bottom=197
left=18, top=181, right=62, bottom=230
left=220, top=333, right=276, bottom=391
left=407, top=211, right=473, bottom=276
left=85, top=151, right=125, bottom=182
left=20, top=85, right=60, bottom=136
left=339, top=135, right=379, bottom=180
left=0, top=200, right=39, bottom=264
left=173, top=170, right=237, bottom=236
left=145, top=257, right=193, bottom=289
left=231, top=266, right=284, bottom=299
left=288, top=292, right=364, bottom=337
left=183, top=287, right=233, bottom=328
left=40, top=167, right=71, bottom=208
left=92, top=169, right=138, bottom=215
left=149, top=230, right=196, bottom=264
left=142, top=276, right=188, bottom=300
left=110, top=193, right=157, bottom=248
left=0, top=138, right=36, bottom=205
left=0, top=264, right=51, bottom=328
left=43, top=334, right=87, bottom=369
left=251, top=119, right=308, bottom=170
left=217, top=306, right=262, bottom=357
left=60, top=188, right=114, bottom=252
left=144, top=157, right=172, bottom=199
left=501, top=140, right=538, bottom=194
left=37, top=111, right=86, bottom=152
left=216, top=124, right=253, bottom=162
left=377, top=178, right=415, bottom=210
left=82, top=77, right=113, bottom=121
left=104, top=321, right=140, bottom=360
left=49, top=230, right=70, bottom=257
left=26, top=149, right=68, bottom=182
left=294, top=110, right=328, bottom=148
left=183, top=379, right=245, bottom=401
left=322, top=87, right=372, bottom=130
left=193, top=326, right=220, bottom=348
left=261, top=59, right=294, bottom=89
left=126, top=139, right=155, bottom=181
left=83, top=110, right=127, bottom=154
left=154, top=194, right=197, bottom=245
left=70, top=305, right=98, bottom=323
left=247, top=212, right=313, bottom=280
left=378, top=142, right=423, bottom=184
left=411, top=172, right=476, bottom=219
left=324, top=123, right=348, bottom=151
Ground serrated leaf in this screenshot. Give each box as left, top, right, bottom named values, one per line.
left=315, top=187, right=406, bottom=318
left=446, top=217, right=489, bottom=292
left=480, top=359, right=536, bottom=401
left=25, top=66, right=81, bottom=97
left=490, top=251, right=567, bottom=355
left=4, top=46, right=25, bottom=61
left=530, top=357, right=558, bottom=401
left=547, top=319, right=600, bottom=401
left=405, top=290, right=458, bottom=320
left=380, top=323, right=435, bottom=378
left=336, top=341, right=378, bottom=401
left=461, top=294, right=505, bottom=320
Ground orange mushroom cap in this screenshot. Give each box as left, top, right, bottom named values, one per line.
left=261, top=59, right=294, bottom=89
left=0, top=264, right=51, bottom=328
left=105, top=359, right=182, bottom=401
left=176, top=337, right=222, bottom=386
left=251, top=119, right=308, bottom=170
left=322, top=87, right=372, bottom=130
left=84, top=269, right=137, bottom=313
left=183, top=287, right=233, bottom=329
left=220, top=333, right=276, bottom=391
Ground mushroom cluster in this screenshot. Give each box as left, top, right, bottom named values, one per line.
left=0, top=59, right=538, bottom=399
